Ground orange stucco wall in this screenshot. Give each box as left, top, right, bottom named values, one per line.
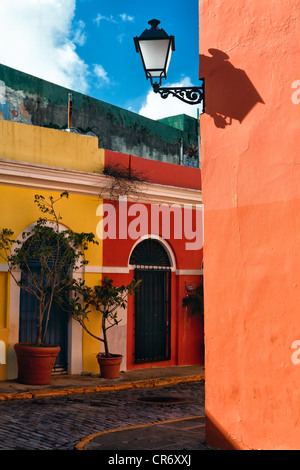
left=199, top=0, right=300, bottom=449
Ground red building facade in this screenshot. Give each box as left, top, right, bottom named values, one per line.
left=101, top=150, right=203, bottom=370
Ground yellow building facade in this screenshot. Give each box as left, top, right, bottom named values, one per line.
left=0, top=119, right=105, bottom=380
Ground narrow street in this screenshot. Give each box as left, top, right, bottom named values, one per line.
left=0, top=381, right=205, bottom=450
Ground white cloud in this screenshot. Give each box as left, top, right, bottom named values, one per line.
left=117, top=33, right=126, bottom=44
left=93, top=64, right=110, bottom=85
left=94, top=12, right=134, bottom=26
left=93, top=13, right=116, bottom=26
left=0, top=0, right=89, bottom=93
left=72, top=19, right=87, bottom=47
left=139, top=77, right=200, bottom=120
left=119, top=13, right=134, bottom=22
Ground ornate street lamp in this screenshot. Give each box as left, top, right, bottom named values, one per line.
left=134, top=19, right=205, bottom=107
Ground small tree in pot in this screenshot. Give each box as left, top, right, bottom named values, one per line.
left=0, top=192, right=98, bottom=384
left=67, top=276, right=141, bottom=378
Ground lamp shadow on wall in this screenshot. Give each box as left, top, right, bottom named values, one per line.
left=200, top=49, right=264, bottom=128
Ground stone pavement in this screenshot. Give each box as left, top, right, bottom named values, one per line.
left=0, top=365, right=218, bottom=452
left=0, top=364, right=204, bottom=400
left=77, top=416, right=209, bottom=451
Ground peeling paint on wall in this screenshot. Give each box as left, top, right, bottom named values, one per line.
left=0, top=80, right=33, bottom=124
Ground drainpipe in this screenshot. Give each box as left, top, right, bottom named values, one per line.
left=129, top=154, right=132, bottom=178
left=179, top=138, right=183, bottom=165
left=68, top=93, right=73, bottom=129
left=62, top=93, right=81, bottom=134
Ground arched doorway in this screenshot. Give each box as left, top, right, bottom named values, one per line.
left=129, top=238, right=172, bottom=364
left=18, top=235, right=69, bottom=372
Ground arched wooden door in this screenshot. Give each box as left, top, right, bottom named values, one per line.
left=129, top=239, right=171, bottom=364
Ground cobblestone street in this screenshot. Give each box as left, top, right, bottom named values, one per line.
left=0, top=381, right=205, bottom=450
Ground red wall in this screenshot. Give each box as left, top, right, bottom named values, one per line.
left=102, top=150, right=203, bottom=370
left=200, top=0, right=300, bottom=450
left=101, top=199, right=203, bottom=369
left=105, top=150, right=202, bottom=190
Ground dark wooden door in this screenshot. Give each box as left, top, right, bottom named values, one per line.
left=130, top=239, right=172, bottom=364
left=134, top=268, right=171, bottom=363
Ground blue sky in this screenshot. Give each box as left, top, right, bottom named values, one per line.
left=0, top=0, right=200, bottom=119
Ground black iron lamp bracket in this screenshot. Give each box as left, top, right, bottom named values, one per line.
left=152, top=79, right=205, bottom=107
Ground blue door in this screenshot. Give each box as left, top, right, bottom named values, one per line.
left=19, top=265, right=69, bottom=372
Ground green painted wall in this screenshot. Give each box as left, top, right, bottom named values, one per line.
left=158, top=114, right=198, bottom=135
left=0, top=63, right=198, bottom=165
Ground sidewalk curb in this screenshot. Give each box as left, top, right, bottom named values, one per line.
left=74, top=415, right=206, bottom=451
left=0, top=373, right=205, bottom=402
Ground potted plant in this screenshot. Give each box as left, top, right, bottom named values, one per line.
left=68, top=276, right=141, bottom=378
left=182, top=283, right=204, bottom=318
left=0, top=192, right=98, bottom=385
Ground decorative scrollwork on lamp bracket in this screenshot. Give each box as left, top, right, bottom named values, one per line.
left=152, top=81, right=205, bottom=106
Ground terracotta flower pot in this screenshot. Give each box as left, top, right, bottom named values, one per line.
left=14, top=343, right=60, bottom=385
left=97, top=353, right=123, bottom=379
